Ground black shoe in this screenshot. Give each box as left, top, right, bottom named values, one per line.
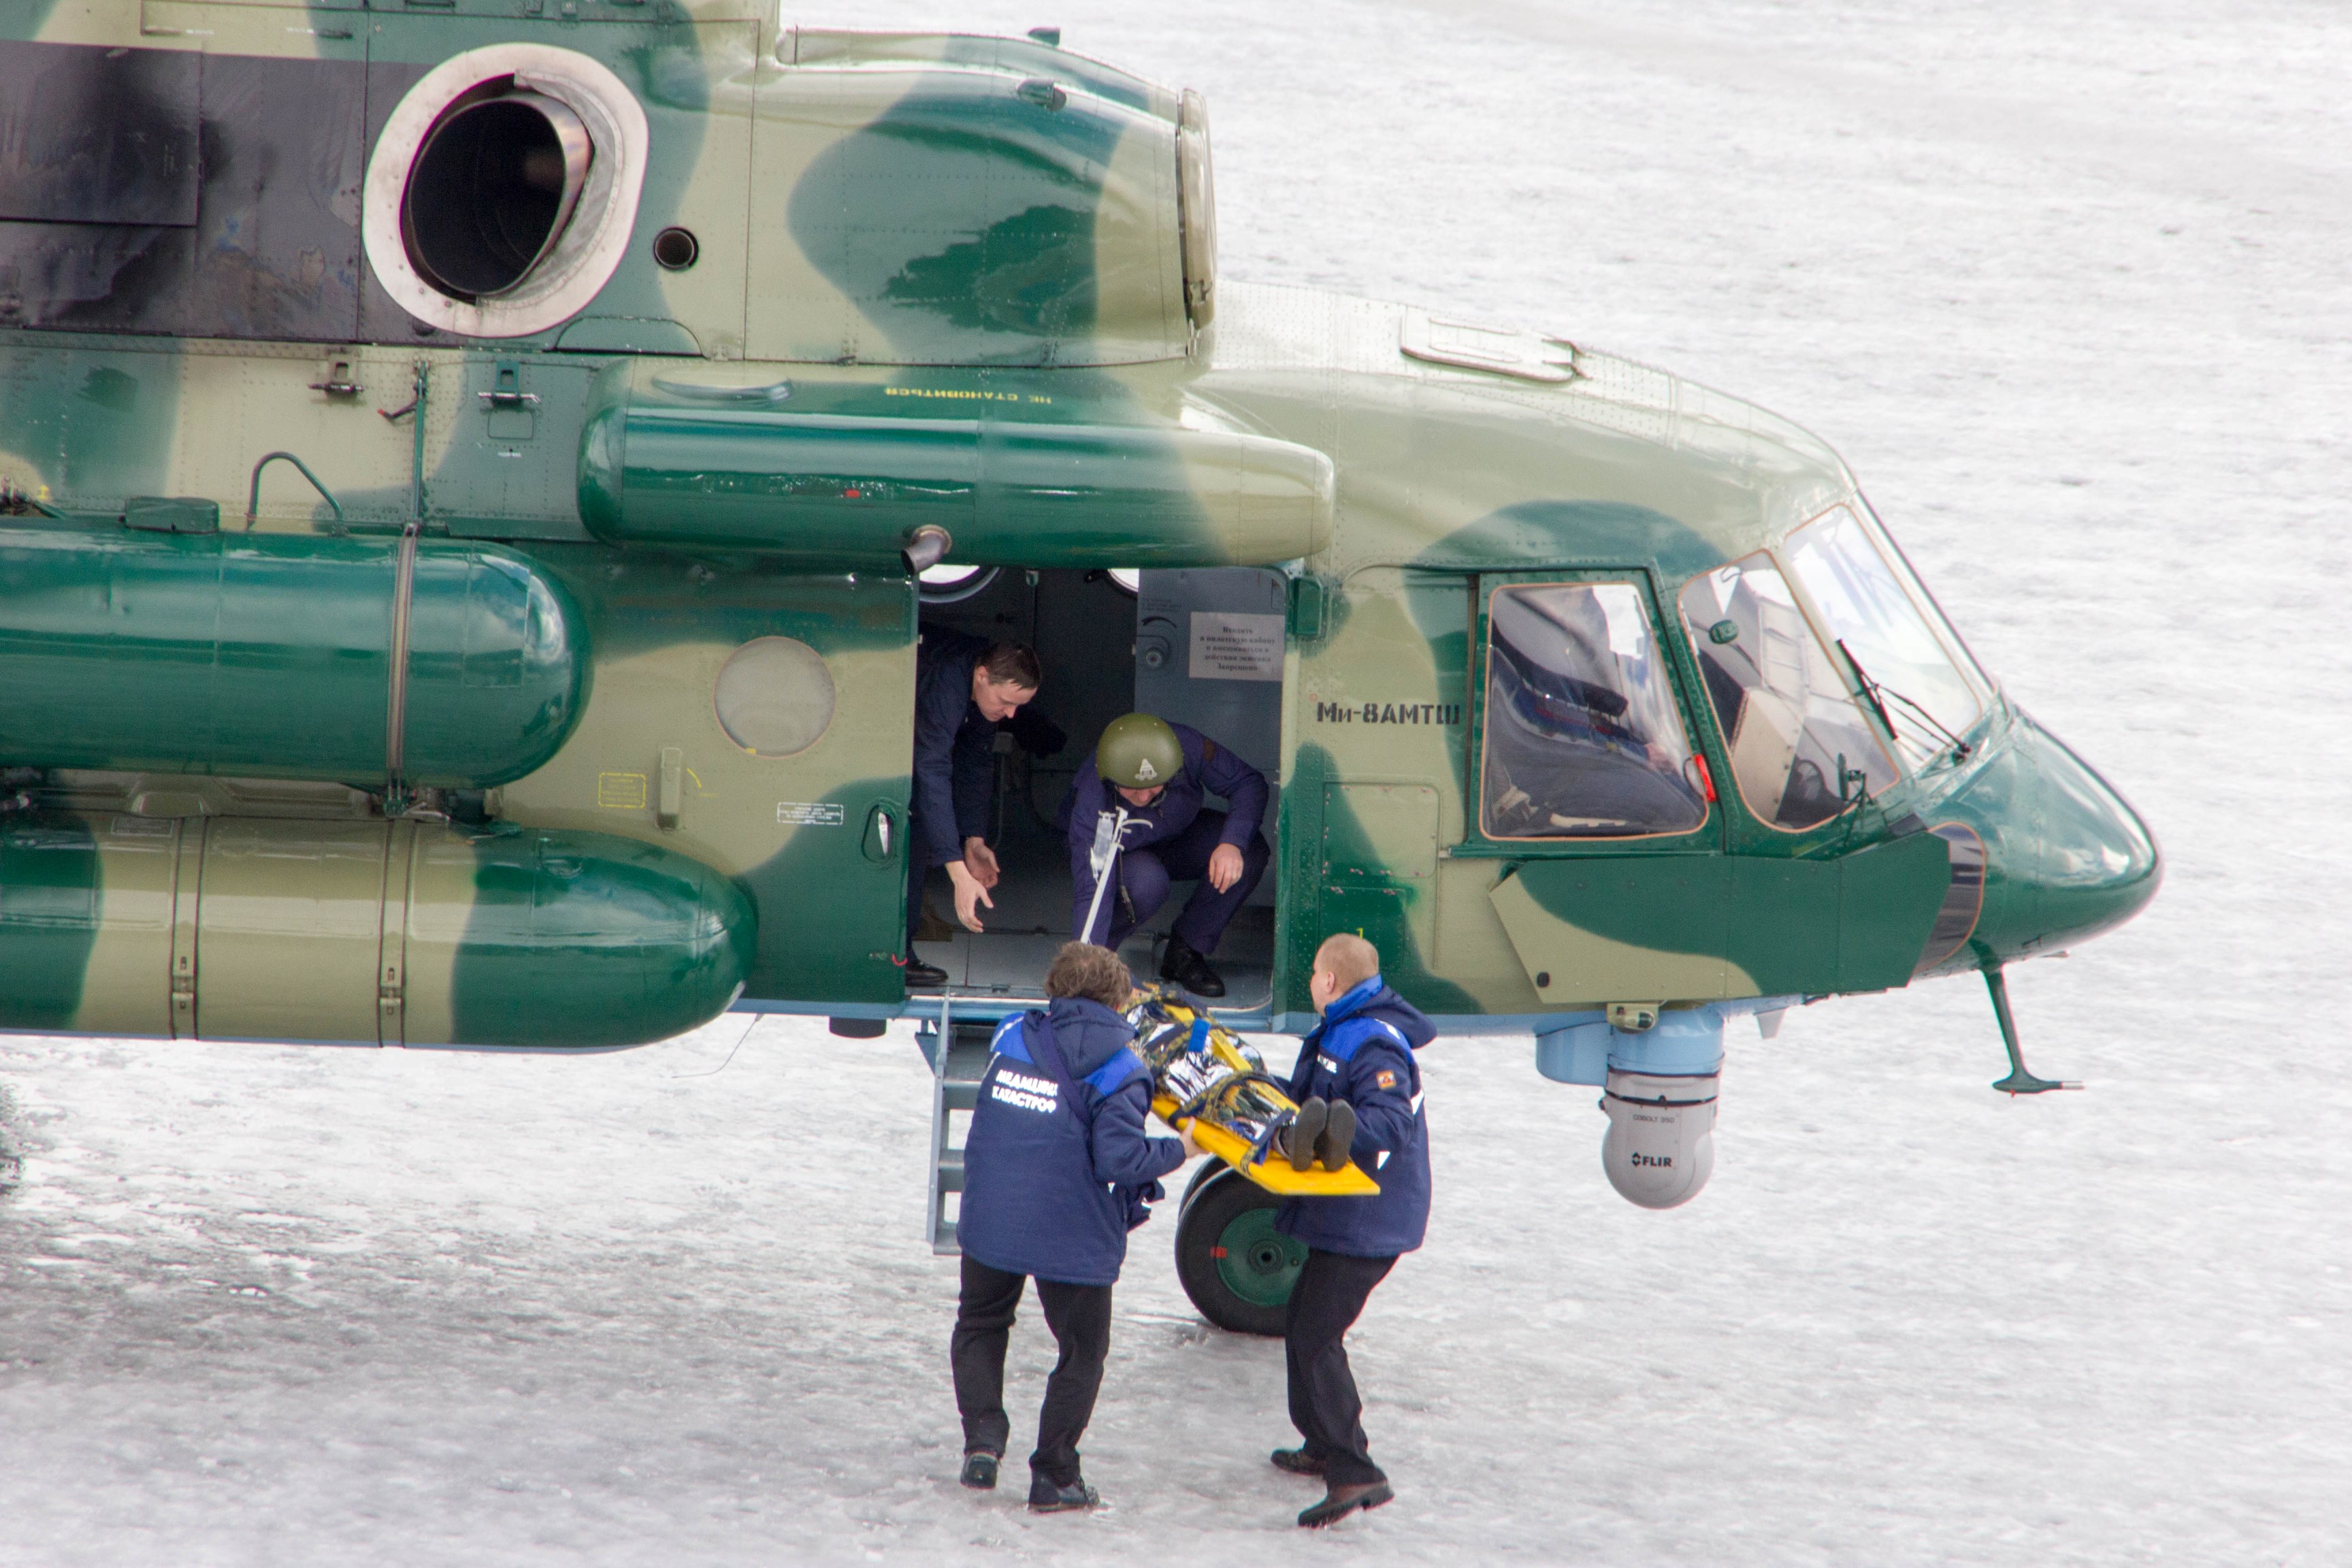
left=1298, top=1480, right=1393, bottom=1528
left=903, top=957, right=949, bottom=989
left=1314, top=1099, right=1356, bottom=1171
left=1270, top=1447, right=1326, bottom=1477
left=1159, top=936, right=1226, bottom=998
left=959, top=1452, right=999, bottom=1490
left=1286, top=1097, right=1328, bottom=1172
left=1027, top=1475, right=1100, bottom=1512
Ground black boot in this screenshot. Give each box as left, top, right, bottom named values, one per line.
left=1313, top=1099, right=1356, bottom=1171
left=959, top=1452, right=999, bottom=1490
left=1270, top=1446, right=1326, bottom=1477
left=1298, top=1480, right=1394, bottom=1527
left=903, top=956, right=949, bottom=989
left=1158, top=935, right=1226, bottom=998
left=1028, top=1474, right=1100, bottom=1512
left=1284, top=1098, right=1328, bottom=1173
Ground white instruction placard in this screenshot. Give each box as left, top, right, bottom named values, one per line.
left=1188, top=611, right=1285, bottom=682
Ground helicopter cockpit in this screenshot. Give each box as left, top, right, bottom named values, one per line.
left=1678, top=503, right=1989, bottom=831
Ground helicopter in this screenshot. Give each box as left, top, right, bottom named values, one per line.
left=0, top=1, right=2157, bottom=1330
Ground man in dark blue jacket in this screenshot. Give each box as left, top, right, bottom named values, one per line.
left=1270, top=932, right=1435, bottom=1528
left=951, top=942, right=1200, bottom=1511
left=1060, top=712, right=1270, bottom=998
left=903, top=625, right=1041, bottom=988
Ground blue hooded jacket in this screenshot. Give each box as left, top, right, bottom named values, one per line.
left=1275, top=976, right=1436, bottom=1258
left=958, top=996, right=1188, bottom=1287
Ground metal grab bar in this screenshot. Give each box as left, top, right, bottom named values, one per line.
left=244, top=451, right=346, bottom=532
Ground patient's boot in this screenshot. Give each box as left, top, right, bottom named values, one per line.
left=1282, top=1097, right=1328, bottom=1172
left=1313, top=1099, right=1356, bottom=1171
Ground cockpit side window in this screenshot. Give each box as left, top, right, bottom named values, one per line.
left=1479, top=582, right=1709, bottom=839
left=1783, top=505, right=1986, bottom=770
left=1678, top=554, right=1899, bottom=832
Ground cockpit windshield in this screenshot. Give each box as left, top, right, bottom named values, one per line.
left=1480, top=582, right=1708, bottom=838
left=1680, top=555, right=1897, bottom=830
left=1783, top=505, right=1987, bottom=769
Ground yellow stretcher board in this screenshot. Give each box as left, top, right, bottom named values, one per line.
left=1131, top=990, right=1380, bottom=1198
left=1152, top=1094, right=1382, bottom=1196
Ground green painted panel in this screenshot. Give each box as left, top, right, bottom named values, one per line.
left=401, top=548, right=589, bottom=783
left=0, top=525, right=585, bottom=787
left=432, top=360, right=602, bottom=541
left=786, top=80, right=1132, bottom=363
left=1411, top=500, right=1731, bottom=579
left=578, top=363, right=1330, bottom=566
left=1504, top=834, right=1950, bottom=1000
left=0, top=348, right=180, bottom=508
left=1288, top=742, right=1477, bottom=1017
left=1725, top=855, right=1840, bottom=994
left=448, top=826, right=754, bottom=1049
left=738, top=774, right=912, bottom=1007
left=0, top=815, right=97, bottom=1029
left=1925, top=708, right=2159, bottom=968
left=1511, top=857, right=1733, bottom=958
left=791, top=31, right=1164, bottom=118
left=1834, top=831, right=1953, bottom=990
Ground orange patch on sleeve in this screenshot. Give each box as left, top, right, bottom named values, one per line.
left=1375, top=1068, right=1397, bottom=1090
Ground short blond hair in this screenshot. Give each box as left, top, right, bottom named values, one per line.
left=1313, top=933, right=1380, bottom=994
left=1045, top=942, right=1134, bottom=1009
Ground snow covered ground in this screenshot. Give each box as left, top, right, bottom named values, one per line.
left=5, top=1, right=2348, bottom=1562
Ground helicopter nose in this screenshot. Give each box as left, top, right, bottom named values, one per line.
left=1955, top=708, right=2161, bottom=965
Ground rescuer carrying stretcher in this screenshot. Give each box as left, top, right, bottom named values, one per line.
left=1269, top=932, right=1435, bottom=1527
left=1061, top=712, right=1270, bottom=998
left=950, top=943, right=1203, bottom=1511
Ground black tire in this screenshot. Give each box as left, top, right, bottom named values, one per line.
left=1177, top=1154, right=1225, bottom=1217
left=1174, top=1168, right=1305, bottom=1336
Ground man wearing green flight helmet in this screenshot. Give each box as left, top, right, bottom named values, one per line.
left=1059, top=713, right=1271, bottom=998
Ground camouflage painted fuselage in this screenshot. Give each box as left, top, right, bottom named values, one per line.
left=0, top=0, right=2157, bottom=1049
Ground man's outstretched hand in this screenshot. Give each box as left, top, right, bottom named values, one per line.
left=947, top=858, right=993, bottom=932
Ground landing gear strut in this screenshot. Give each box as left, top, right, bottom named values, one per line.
left=1984, top=963, right=2081, bottom=1095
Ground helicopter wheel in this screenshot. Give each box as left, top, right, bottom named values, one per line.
left=1177, top=1152, right=1225, bottom=1216
left=1174, top=1167, right=1304, bottom=1337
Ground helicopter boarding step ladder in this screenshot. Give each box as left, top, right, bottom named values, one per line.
left=918, top=991, right=1038, bottom=1254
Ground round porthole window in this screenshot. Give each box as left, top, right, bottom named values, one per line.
left=714, top=638, right=836, bottom=757
left=363, top=44, right=649, bottom=339
left=919, top=562, right=999, bottom=604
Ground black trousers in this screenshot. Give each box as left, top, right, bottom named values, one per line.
left=1284, top=1247, right=1399, bottom=1488
left=1070, top=811, right=1271, bottom=953
left=905, top=816, right=942, bottom=951
left=950, top=1256, right=1114, bottom=1486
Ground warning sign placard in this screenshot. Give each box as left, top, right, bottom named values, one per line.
left=1188, top=611, right=1285, bottom=682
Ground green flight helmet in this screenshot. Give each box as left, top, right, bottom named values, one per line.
left=1097, top=713, right=1185, bottom=789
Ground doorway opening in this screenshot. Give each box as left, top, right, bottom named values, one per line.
left=912, top=566, right=1287, bottom=1011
